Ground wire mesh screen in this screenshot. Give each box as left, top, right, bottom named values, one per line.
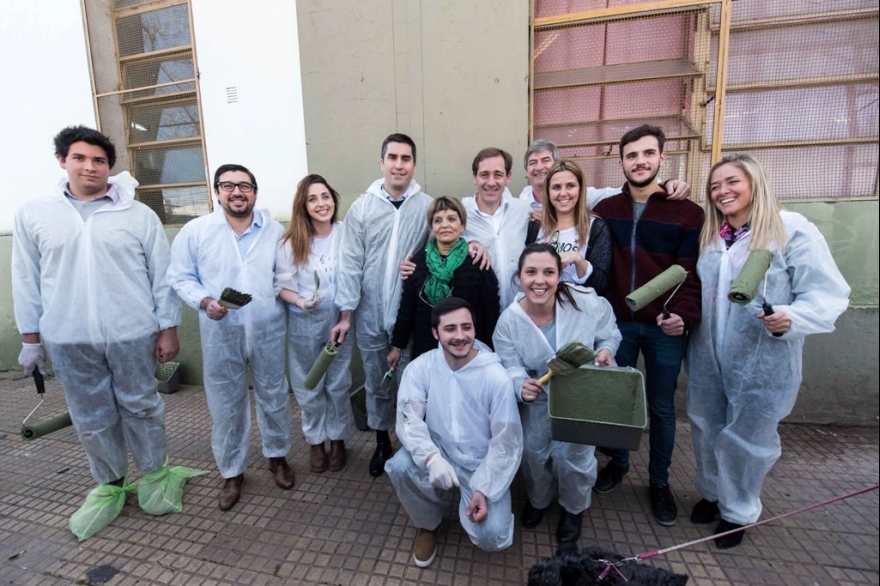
left=708, top=1, right=878, bottom=200
left=532, top=7, right=713, bottom=191
left=531, top=0, right=879, bottom=201
left=82, top=0, right=210, bottom=223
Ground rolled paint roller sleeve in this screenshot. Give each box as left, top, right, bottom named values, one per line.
left=21, top=412, right=74, bottom=440
left=728, top=249, right=773, bottom=304
left=303, top=343, right=339, bottom=389
left=625, top=265, right=688, bottom=311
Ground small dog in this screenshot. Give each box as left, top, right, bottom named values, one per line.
left=528, top=546, right=688, bottom=585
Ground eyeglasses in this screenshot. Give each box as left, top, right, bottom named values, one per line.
left=216, top=181, right=256, bottom=193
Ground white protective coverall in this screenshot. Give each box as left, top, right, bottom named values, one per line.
left=385, top=342, right=523, bottom=551
left=12, top=174, right=180, bottom=483
left=168, top=208, right=289, bottom=478
left=275, top=223, right=353, bottom=445
left=336, top=179, right=432, bottom=430
left=493, top=286, right=621, bottom=514
left=462, top=189, right=531, bottom=307
left=517, top=185, right=621, bottom=210
left=688, top=210, right=850, bottom=525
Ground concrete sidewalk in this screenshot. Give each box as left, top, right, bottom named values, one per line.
left=1, top=372, right=877, bottom=585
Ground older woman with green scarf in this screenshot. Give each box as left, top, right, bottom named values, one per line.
left=388, top=197, right=501, bottom=370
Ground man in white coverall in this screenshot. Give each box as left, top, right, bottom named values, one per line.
left=168, top=164, right=294, bottom=511
left=12, top=126, right=183, bottom=535
left=385, top=297, right=523, bottom=568
left=335, top=134, right=438, bottom=477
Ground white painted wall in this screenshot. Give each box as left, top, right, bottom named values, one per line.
left=0, top=0, right=96, bottom=234
left=192, top=0, right=308, bottom=221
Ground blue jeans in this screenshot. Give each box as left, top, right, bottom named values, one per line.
left=610, top=321, right=688, bottom=486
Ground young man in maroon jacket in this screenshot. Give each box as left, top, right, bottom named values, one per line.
left=592, top=125, right=704, bottom=527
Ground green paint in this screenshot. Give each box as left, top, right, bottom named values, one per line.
left=549, top=366, right=646, bottom=427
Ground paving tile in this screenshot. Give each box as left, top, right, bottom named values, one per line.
left=1, top=374, right=878, bottom=584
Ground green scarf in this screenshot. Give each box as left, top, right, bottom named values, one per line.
left=423, top=238, right=469, bottom=305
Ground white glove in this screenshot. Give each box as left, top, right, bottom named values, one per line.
left=427, top=455, right=460, bottom=490
left=300, top=295, right=323, bottom=311
left=19, top=343, right=47, bottom=375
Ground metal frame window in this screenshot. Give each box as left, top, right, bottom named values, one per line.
left=530, top=0, right=879, bottom=201
left=82, top=0, right=211, bottom=223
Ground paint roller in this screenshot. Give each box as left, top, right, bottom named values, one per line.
left=21, top=371, right=74, bottom=440
left=625, top=265, right=688, bottom=318
left=727, top=249, right=782, bottom=336
left=303, top=342, right=339, bottom=389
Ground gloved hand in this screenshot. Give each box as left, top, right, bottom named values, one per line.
left=300, top=295, right=323, bottom=311
left=19, top=343, right=47, bottom=375
left=427, top=455, right=459, bottom=490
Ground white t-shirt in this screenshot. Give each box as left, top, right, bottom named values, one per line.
left=538, top=219, right=595, bottom=285
left=274, top=222, right=341, bottom=312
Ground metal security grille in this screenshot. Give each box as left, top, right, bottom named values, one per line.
left=531, top=0, right=880, bottom=201
left=82, top=0, right=211, bottom=223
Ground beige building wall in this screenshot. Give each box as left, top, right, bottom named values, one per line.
left=296, top=0, right=530, bottom=197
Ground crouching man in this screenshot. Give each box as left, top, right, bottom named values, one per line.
left=385, top=298, right=523, bottom=568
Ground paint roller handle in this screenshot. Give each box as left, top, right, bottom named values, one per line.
left=762, top=302, right=783, bottom=337
left=662, top=309, right=671, bottom=320
left=33, top=370, right=45, bottom=395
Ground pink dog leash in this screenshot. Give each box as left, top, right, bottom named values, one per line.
left=594, top=484, right=879, bottom=581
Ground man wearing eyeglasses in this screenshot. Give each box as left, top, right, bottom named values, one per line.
left=168, top=164, right=295, bottom=511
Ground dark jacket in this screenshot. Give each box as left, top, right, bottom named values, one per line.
left=391, top=245, right=500, bottom=359
left=593, top=185, right=703, bottom=330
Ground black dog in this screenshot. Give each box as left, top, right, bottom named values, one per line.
left=528, top=546, right=688, bottom=585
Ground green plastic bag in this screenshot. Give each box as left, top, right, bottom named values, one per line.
left=138, top=462, right=207, bottom=516
left=69, top=480, right=136, bottom=541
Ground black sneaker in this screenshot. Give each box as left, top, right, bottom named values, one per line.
left=690, top=498, right=720, bottom=524
left=556, top=510, right=583, bottom=546
left=714, top=519, right=745, bottom=549
left=521, top=501, right=546, bottom=529
left=650, top=483, right=678, bottom=526
left=368, top=441, right=393, bottom=477
left=594, top=461, right=629, bottom=494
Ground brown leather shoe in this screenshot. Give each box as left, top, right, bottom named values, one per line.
left=310, top=444, right=329, bottom=473
left=268, top=457, right=295, bottom=489
left=218, top=474, right=243, bottom=511
left=412, top=527, right=437, bottom=568
left=328, top=440, right=346, bottom=472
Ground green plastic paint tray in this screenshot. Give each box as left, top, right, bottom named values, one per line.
left=548, top=364, right=647, bottom=450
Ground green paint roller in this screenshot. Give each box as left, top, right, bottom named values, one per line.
left=728, top=249, right=773, bottom=305
left=625, top=265, right=688, bottom=317
left=537, top=341, right=597, bottom=385
left=303, top=342, right=339, bottom=389
left=21, top=371, right=74, bottom=441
